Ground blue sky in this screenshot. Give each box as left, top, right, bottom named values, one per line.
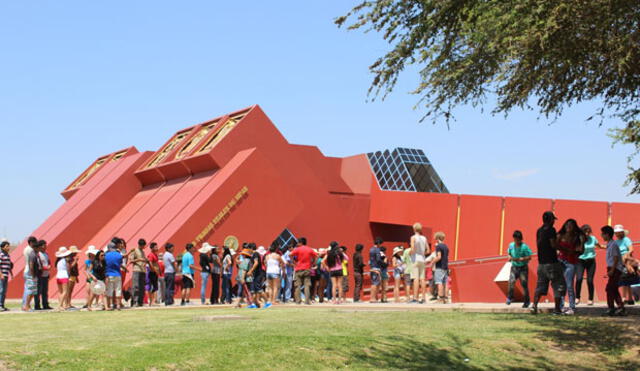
left=0, top=1, right=637, bottom=241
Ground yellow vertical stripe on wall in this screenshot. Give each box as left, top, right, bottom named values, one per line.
left=499, top=200, right=506, bottom=255
left=454, top=198, right=461, bottom=261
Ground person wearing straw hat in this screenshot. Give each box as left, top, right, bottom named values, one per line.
left=83, top=246, right=99, bottom=310
left=181, top=243, right=199, bottom=306
left=55, top=247, right=72, bottom=311
left=66, top=246, right=80, bottom=308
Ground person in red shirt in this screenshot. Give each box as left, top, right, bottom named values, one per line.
left=146, top=243, right=161, bottom=306
left=290, top=237, right=317, bottom=305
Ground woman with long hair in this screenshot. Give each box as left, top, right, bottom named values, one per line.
left=576, top=225, right=603, bottom=306
left=83, top=247, right=97, bottom=310
left=315, top=248, right=329, bottom=303
left=392, top=246, right=405, bottom=303
left=557, top=219, right=585, bottom=315
left=55, top=247, right=72, bottom=311
left=221, top=246, right=234, bottom=304
left=67, top=247, right=80, bottom=309
left=264, top=245, right=285, bottom=308
left=323, top=242, right=348, bottom=304
left=92, top=250, right=108, bottom=310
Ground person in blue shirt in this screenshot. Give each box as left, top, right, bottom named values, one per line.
left=180, top=243, right=199, bottom=306
left=104, top=243, right=123, bottom=310
left=506, top=230, right=532, bottom=307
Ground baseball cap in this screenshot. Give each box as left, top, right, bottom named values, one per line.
left=614, top=224, right=625, bottom=233
left=542, top=211, right=557, bottom=222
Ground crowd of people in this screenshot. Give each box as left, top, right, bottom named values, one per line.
left=507, top=211, right=640, bottom=316
left=0, top=212, right=637, bottom=316
left=0, top=222, right=451, bottom=311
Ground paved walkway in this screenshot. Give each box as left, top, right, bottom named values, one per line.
left=2, top=299, right=638, bottom=316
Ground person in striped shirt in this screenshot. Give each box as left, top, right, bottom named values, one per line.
left=0, top=241, right=13, bottom=311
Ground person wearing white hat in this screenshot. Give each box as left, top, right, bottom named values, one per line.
left=198, top=243, right=213, bottom=305
left=614, top=225, right=638, bottom=304
left=55, top=247, right=72, bottom=311
left=392, top=246, right=406, bottom=303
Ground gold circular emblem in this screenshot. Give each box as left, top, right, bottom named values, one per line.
left=223, top=235, right=239, bottom=251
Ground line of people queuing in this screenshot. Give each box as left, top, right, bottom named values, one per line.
left=506, top=211, right=639, bottom=316
left=0, top=223, right=452, bottom=311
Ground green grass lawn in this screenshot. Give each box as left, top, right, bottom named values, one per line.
left=0, top=306, right=637, bottom=370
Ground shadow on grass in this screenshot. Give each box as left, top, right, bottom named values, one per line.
left=506, top=314, right=640, bottom=356
left=342, top=334, right=481, bottom=371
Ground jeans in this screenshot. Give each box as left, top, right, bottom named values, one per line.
left=22, top=271, right=30, bottom=306
left=284, top=271, right=294, bottom=301
left=164, top=273, right=175, bottom=305
left=560, top=260, right=576, bottom=310
left=606, top=269, right=623, bottom=310
left=200, top=271, right=210, bottom=304
left=132, top=271, right=145, bottom=306
left=354, top=272, right=363, bottom=301
left=0, top=277, right=7, bottom=308
left=158, top=275, right=166, bottom=303
left=221, top=273, right=232, bottom=303
left=34, top=276, right=49, bottom=309
left=294, top=269, right=311, bottom=304
left=575, top=258, right=596, bottom=301
left=210, top=273, right=220, bottom=304
left=507, top=265, right=530, bottom=303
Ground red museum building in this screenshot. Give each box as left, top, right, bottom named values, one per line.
left=7, top=105, right=640, bottom=302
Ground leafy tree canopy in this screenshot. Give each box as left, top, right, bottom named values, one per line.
left=337, top=0, right=640, bottom=192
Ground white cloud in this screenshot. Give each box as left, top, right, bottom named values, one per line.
left=493, top=168, right=539, bottom=181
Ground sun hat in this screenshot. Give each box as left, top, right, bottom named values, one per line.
left=393, top=246, right=404, bottom=255
left=230, top=249, right=236, bottom=256
left=198, top=242, right=213, bottom=254
left=614, top=224, right=625, bottom=233
left=55, top=247, right=72, bottom=258
left=68, top=246, right=80, bottom=254
left=257, top=246, right=267, bottom=256
left=85, top=245, right=99, bottom=256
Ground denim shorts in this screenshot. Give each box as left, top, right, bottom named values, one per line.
left=267, top=273, right=280, bottom=280
left=370, top=271, right=381, bottom=286
left=434, top=268, right=448, bottom=285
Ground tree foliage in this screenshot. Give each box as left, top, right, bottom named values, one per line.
left=336, top=0, right=640, bottom=191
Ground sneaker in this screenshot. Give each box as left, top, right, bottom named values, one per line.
left=603, top=309, right=616, bottom=316
left=180, top=302, right=186, bottom=306
left=551, top=311, right=564, bottom=316
left=522, top=302, right=530, bottom=308
left=263, top=302, right=272, bottom=309
left=626, top=300, right=635, bottom=306
left=615, top=308, right=627, bottom=316
left=429, top=297, right=438, bottom=301
left=418, top=300, right=425, bottom=304
left=247, top=304, right=258, bottom=309
left=505, top=299, right=511, bottom=306
left=564, top=309, right=575, bottom=315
